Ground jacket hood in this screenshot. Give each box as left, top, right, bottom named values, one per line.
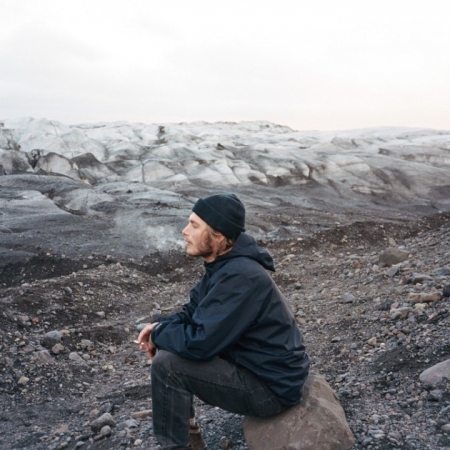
left=210, top=232, right=275, bottom=271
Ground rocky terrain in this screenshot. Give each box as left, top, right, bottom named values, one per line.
left=1, top=211, right=449, bottom=450
left=1, top=118, right=450, bottom=449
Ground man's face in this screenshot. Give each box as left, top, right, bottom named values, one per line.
left=182, top=213, right=215, bottom=262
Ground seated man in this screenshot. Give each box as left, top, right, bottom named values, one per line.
left=138, top=193, right=310, bottom=450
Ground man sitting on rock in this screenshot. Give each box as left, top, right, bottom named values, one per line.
left=138, top=193, right=310, bottom=450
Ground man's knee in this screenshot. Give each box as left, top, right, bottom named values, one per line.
left=151, top=350, right=179, bottom=377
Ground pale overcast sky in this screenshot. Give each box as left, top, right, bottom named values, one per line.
left=1, top=0, right=449, bottom=131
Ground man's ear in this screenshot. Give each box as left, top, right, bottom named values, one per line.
left=216, top=232, right=227, bottom=245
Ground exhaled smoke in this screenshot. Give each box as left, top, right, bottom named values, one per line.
left=113, top=212, right=185, bottom=252
left=144, top=225, right=185, bottom=251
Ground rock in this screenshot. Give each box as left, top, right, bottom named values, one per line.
left=389, top=306, right=413, bottom=320
left=385, top=266, right=399, bottom=277
left=443, top=284, right=450, bottom=298
left=99, top=425, right=111, bottom=437
left=90, top=413, right=116, bottom=433
left=420, top=359, right=450, bottom=387
left=428, top=389, right=443, bottom=401
left=69, top=352, right=84, bottom=362
left=408, top=292, right=441, bottom=303
left=98, top=402, right=113, bottom=414
left=41, top=330, right=62, bottom=349
left=243, top=372, right=354, bottom=450
left=18, top=376, right=30, bottom=385
left=52, top=343, right=65, bottom=354
left=410, top=273, right=433, bottom=284
left=32, top=349, right=55, bottom=365
left=379, top=248, right=409, bottom=267
left=80, top=339, right=94, bottom=350
left=131, top=409, right=152, bottom=419
left=56, top=424, right=69, bottom=433
left=340, top=293, right=356, bottom=304
left=434, top=267, right=450, bottom=278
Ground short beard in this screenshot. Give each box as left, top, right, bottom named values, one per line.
left=188, top=230, right=214, bottom=259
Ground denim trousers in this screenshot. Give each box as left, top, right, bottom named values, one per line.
left=151, top=350, right=289, bottom=449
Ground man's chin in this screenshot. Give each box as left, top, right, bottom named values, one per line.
left=185, top=248, right=201, bottom=258
left=185, top=248, right=212, bottom=260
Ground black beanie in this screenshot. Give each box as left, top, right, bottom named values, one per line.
left=192, top=193, right=246, bottom=239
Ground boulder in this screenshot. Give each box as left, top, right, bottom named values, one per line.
left=243, top=372, right=354, bottom=450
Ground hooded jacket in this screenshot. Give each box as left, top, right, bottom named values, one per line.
left=151, top=233, right=310, bottom=405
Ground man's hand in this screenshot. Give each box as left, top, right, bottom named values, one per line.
left=137, top=322, right=159, bottom=360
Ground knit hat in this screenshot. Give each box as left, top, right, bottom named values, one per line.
left=192, top=193, right=246, bottom=239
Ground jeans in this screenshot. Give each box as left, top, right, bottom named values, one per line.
left=151, top=350, right=289, bottom=449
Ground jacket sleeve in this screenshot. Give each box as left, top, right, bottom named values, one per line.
left=151, top=271, right=260, bottom=361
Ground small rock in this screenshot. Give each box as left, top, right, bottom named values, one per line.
left=32, top=350, right=55, bottom=365
left=429, top=389, right=443, bottom=401
left=220, top=438, right=235, bottom=449
left=443, top=284, right=450, bottom=298
left=42, top=330, right=62, bottom=348
left=131, top=409, right=152, bottom=419
left=80, top=339, right=94, bottom=350
left=18, top=376, right=29, bottom=385
left=419, top=359, right=450, bottom=387
left=56, top=424, right=69, bottom=433
left=389, top=307, right=412, bottom=320
left=434, top=267, right=450, bottom=278
left=411, top=273, right=433, bottom=284
left=379, top=248, right=409, bottom=267
left=69, top=352, right=84, bottom=362
left=91, top=413, right=116, bottom=433
left=385, top=266, right=399, bottom=277
left=341, top=293, right=356, bottom=304
left=52, top=343, right=65, bottom=355
left=408, top=292, right=441, bottom=303
left=99, top=402, right=113, bottom=414
left=89, top=409, right=100, bottom=419
left=124, top=418, right=139, bottom=428
left=99, top=425, right=111, bottom=437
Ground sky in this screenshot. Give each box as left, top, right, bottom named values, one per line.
left=1, top=0, right=449, bottom=131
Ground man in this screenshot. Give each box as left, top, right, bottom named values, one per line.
left=138, top=193, right=310, bottom=450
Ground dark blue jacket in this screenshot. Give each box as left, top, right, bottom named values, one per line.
left=151, top=233, right=310, bottom=405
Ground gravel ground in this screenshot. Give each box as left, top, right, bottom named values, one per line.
left=1, top=212, right=450, bottom=449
